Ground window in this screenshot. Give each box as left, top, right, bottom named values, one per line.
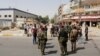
left=9, top=15, right=11, bottom=17
left=84, top=5, right=90, bottom=9
left=93, top=11, right=98, bottom=14
left=85, top=12, right=90, bottom=15
left=5, top=15, right=7, bottom=17
left=24, top=17, right=26, bottom=18
left=20, top=16, right=23, bottom=18
left=16, top=15, right=18, bottom=18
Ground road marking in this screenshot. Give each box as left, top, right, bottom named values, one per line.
left=2, top=34, right=14, bottom=36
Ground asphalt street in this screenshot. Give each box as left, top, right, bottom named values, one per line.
left=0, top=27, right=100, bottom=56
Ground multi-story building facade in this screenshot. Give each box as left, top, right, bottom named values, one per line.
left=70, top=0, right=100, bottom=27
left=58, top=3, right=71, bottom=23
left=58, top=4, right=65, bottom=21
left=58, top=0, right=100, bottom=27
left=0, top=8, right=38, bottom=28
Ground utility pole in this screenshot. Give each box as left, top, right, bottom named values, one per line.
left=79, top=0, right=82, bottom=25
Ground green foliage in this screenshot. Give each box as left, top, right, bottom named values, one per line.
left=51, top=19, right=55, bottom=24
left=38, top=15, right=49, bottom=24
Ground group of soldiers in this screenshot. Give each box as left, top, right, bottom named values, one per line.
left=24, top=23, right=48, bottom=56
left=58, top=21, right=88, bottom=56
left=24, top=21, right=88, bottom=56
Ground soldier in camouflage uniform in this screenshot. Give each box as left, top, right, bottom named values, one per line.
left=64, top=22, right=72, bottom=39
left=37, top=28, right=42, bottom=49
left=70, top=26, right=78, bottom=52
left=58, top=26, right=68, bottom=56
left=37, top=26, right=47, bottom=55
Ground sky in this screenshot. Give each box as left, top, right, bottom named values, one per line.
left=0, top=0, right=70, bottom=18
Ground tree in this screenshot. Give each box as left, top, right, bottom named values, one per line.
left=38, top=16, right=43, bottom=22
left=50, top=14, right=58, bottom=24
left=41, top=15, right=49, bottom=24
left=50, top=18, right=55, bottom=24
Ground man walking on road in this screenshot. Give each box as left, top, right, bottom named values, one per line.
left=37, top=24, right=47, bottom=55
left=58, top=26, right=68, bottom=56
left=85, top=25, right=88, bottom=41
left=32, top=24, right=37, bottom=44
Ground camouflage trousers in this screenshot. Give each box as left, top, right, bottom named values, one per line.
left=40, top=40, right=47, bottom=55
left=38, top=39, right=41, bottom=49
left=59, top=41, right=67, bottom=56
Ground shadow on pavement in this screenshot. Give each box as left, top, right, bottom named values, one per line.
left=76, top=47, right=85, bottom=51
left=45, top=45, right=54, bottom=49
left=68, top=51, right=76, bottom=55
left=47, top=38, right=53, bottom=40
left=46, top=43, right=52, bottom=45
left=68, top=47, right=85, bottom=55
left=45, top=50, right=57, bottom=55
left=88, top=39, right=93, bottom=41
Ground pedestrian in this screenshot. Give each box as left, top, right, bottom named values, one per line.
left=24, top=23, right=28, bottom=34
left=31, top=24, right=37, bottom=44
left=76, top=24, right=82, bottom=37
left=44, top=25, right=48, bottom=37
left=85, top=25, right=88, bottom=41
left=37, top=26, right=47, bottom=55
left=64, top=22, right=72, bottom=39
left=70, top=26, right=78, bottom=53
left=27, top=24, right=30, bottom=37
left=27, top=24, right=32, bottom=37
left=58, top=26, right=68, bottom=56
left=51, top=25, right=54, bottom=37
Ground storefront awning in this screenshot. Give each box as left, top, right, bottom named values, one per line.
left=81, top=18, right=98, bottom=21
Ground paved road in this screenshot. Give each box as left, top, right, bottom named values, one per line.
left=0, top=27, right=100, bottom=56
left=0, top=36, right=100, bottom=56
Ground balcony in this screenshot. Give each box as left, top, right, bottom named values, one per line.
left=70, top=1, right=79, bottom=7
left=71, top=14, right=100, bottom=20
left=85, top=6, right=100, bottom=12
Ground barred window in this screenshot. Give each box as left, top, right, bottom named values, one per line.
left=5, top=15, right=7, bottom=17
left=9, top=15, right=11, bottom=17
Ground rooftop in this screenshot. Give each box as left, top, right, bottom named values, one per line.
left=0, top=8, right=38, bottom=16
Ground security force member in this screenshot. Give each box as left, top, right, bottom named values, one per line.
left=58, top=26, right=68, bottom=56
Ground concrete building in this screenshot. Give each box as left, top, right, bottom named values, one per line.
left=58, top=0, right=100, bottom=27
left=70, top=0, right=100, bottom=27
left=58, top=4, right=65, bottom=21
left=0, top=8, right=38, bottom=28
left=58, top=3, right=71, bottom=23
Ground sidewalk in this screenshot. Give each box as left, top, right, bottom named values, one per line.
left=88, top=27, right=100, bottom=53
left=0, top=28, right=24, bottom=37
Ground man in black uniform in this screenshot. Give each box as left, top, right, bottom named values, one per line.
left=58, top=26, right=68, bottom=56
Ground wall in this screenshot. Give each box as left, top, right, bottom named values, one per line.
left=0, top=10, right=14, bottom=28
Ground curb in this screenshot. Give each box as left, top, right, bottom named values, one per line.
left=0, top=34, right=14, bottom=36
left=0, top=34, right=24, bottom=37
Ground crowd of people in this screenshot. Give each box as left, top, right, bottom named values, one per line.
left=24, top=23, right=48, bottom=55
left=51, top=21, right=88, bottom=56
left=23, top=21, right=88, bottom=56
